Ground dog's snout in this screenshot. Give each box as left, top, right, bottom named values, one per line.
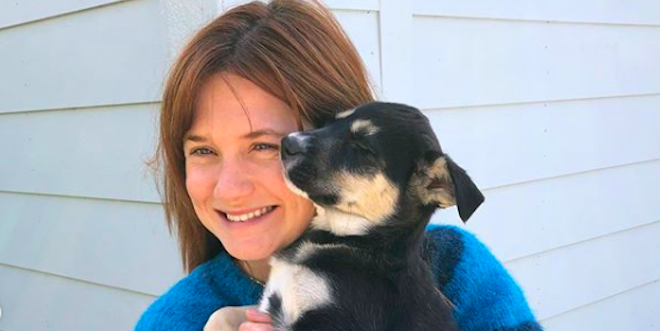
left=282, top=135, right=305, bottom=158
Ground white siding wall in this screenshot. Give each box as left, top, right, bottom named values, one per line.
left=0, top=0, right=658, bottom=330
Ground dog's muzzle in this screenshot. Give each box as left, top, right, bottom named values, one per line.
left=282, top=135, right=304, bottom=157
left=281, top=133, right=310, bottom=169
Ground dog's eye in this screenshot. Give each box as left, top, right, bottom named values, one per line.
left=352, top=140, right=373, bottom=154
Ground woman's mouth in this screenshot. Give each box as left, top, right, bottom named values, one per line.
left=223, top=206, right=276, bottom=222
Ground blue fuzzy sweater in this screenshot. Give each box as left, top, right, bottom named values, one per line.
left=134, top=224, right=543, bottom=331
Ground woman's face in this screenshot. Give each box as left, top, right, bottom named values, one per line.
left=184, top=73, right=315, bottom=262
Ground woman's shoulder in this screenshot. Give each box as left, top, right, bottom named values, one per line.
left=423, top=223, right=509, bottom=289
left=133, top=252, right=263, bottom=331
left=423, top=224, right=543, bottom=331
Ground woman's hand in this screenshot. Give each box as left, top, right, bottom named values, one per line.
left=204, top=305, right=273, bottom=331
left=241, top=308, right=274, bottom=331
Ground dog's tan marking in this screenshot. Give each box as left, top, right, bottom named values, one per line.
left=335, top=108, right=356, bottom=119
left=350, top=119, right=379, bottom=136
left=334, top=171, right=399, bottom=224
left=294, top=240, right=353, bottom=262
left=259, top=257, right=333, bottom=327
left=409, top=156, right=456, bottom=207
left=311, top=205, right=373, bottom=236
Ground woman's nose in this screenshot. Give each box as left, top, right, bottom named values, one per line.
left=213, top=158, right=254, bottom=202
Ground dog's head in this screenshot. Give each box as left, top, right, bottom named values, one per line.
left=281, top=102, right=484, bottom=232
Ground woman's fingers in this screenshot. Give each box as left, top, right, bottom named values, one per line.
left=238, top=308, right=274, bottom=331
left=238, top=322, right=274, bottom=331
left=204, top=305, right=255, bottom=331
left=245, top=308, right=273, bottom=323
left=203, top=305, right=273, bottom=331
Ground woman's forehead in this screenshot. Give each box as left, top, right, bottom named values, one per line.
left=187, top=74, right=300, bottom=139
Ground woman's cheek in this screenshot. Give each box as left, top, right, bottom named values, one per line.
left=185, top=166, right=215, bottom=205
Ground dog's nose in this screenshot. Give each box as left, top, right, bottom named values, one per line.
left=281, top=135, right=304, bottom=158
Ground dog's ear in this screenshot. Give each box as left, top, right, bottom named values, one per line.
left=414, top=152, right=485, bottom=222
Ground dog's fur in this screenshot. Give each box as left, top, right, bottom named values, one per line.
left=258, top=102, right=485, bottom=331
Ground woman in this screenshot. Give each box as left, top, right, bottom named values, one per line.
left=135, top=1, right=543, bottom=330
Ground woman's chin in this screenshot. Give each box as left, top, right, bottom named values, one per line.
left=224, top=242, right=275, bottom=261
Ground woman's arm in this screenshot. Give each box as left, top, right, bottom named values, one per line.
left=425, top=224, right=543, bottom=331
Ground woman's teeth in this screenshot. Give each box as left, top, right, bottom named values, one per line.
left=226, top=206, right=274, bottom=222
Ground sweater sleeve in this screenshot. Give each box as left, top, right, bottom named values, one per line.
left=133, top=269, right=226, bottom=331
left=133, top=252, right=264, bottom=331
left=425, top=224, right=543, bottom=331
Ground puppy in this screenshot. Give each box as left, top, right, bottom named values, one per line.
left=258, top=102, right=485, bottom=331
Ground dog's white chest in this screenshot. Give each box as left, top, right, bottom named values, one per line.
left=259, top=255, right=333, bottom=327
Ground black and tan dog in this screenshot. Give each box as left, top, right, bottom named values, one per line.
left=258, top=102, right=485, bottom=331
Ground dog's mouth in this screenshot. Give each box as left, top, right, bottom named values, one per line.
left=282, top=169, right=311, bottom=200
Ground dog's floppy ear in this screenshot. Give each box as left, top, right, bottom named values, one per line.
left=415, top=152, right=485, bottom=222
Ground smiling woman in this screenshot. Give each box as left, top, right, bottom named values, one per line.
left=135, top=1, right=542, bottom=331
left=183, top=73, right=315, bottom=278
left=153, top=0, right=374, bottom=278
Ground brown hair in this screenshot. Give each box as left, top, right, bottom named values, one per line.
left=154, top=0, right=375, bottom=273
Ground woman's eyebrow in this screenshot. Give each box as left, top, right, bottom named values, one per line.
left=242, top=129, right=287, bottom=139
left=183, top=129, right=287, bottom=144
left=183, top=134, right=207, bottom=143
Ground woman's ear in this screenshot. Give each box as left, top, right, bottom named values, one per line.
left=414, top=151, right=485, bottom=222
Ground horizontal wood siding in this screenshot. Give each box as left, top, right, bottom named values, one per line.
left=0, top=263, right=155, bottom=330
left=1, top=0, right=658, bottom=330
left=412, top=2, right=660, bottom=329
left=413, top=0, right=660, bottom=26
left=0, top=0, right=126, bottom=29
left=506, top=221, right=660, bottom=320
left=541, top=280, right=660, bottom=331
left=0, top=0, right=169, bottom=114
left=0, top=104, right=161, bottom=202
left=412, top=17, right=660, bottom=109
left=0, top=191, right=182, bottom=296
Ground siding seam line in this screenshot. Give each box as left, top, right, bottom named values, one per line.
left=505, top=219, right=660, bottom=264
left=0, top=260, right=160, bottom=297
left=413, top=12, right=660, bottom=29
left=423, top=92, right=660, bottom=113
left=0, top=0, right=135, bottom=32
left=539, top=278, right=660, bottom=322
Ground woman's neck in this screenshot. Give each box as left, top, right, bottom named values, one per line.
left=239, top=258, right=271, bottom=284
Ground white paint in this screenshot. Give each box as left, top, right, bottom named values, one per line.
left=433, top=159, right=660, bottom=264
left=0, top=191, right=182, bottom=296
left=0, top=263, right=155, bottom=331
left=0, top=103, right=160, bottom=202
left=160, top=0, right=220, bottom=61
left=542, top=280, right=660, bottom=331
left=413, top=0, right=660, bottom=26
left=412, top=17, right=660, bottom=109
left=424, top=94, right=660, bottom=190
left=0, top=0, right=169, bottom=114
left=332, top=10, right=382, bottom=97
left=0, top=0, right=125, bottom=29
left=379, top=0, right=413, bottom=103
left=506, top=221, right=660, bottom=320
left=259, top=257, right=333, bottom=327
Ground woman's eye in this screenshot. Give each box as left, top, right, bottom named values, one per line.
left=253, top=143, right=280, bottom=152
left=190, top=147, right=213, bottom=156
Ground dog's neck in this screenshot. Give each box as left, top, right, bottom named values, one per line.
left=308, top=202, right=436, bottom=253
left=310, top=205, right=373, bottom=236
